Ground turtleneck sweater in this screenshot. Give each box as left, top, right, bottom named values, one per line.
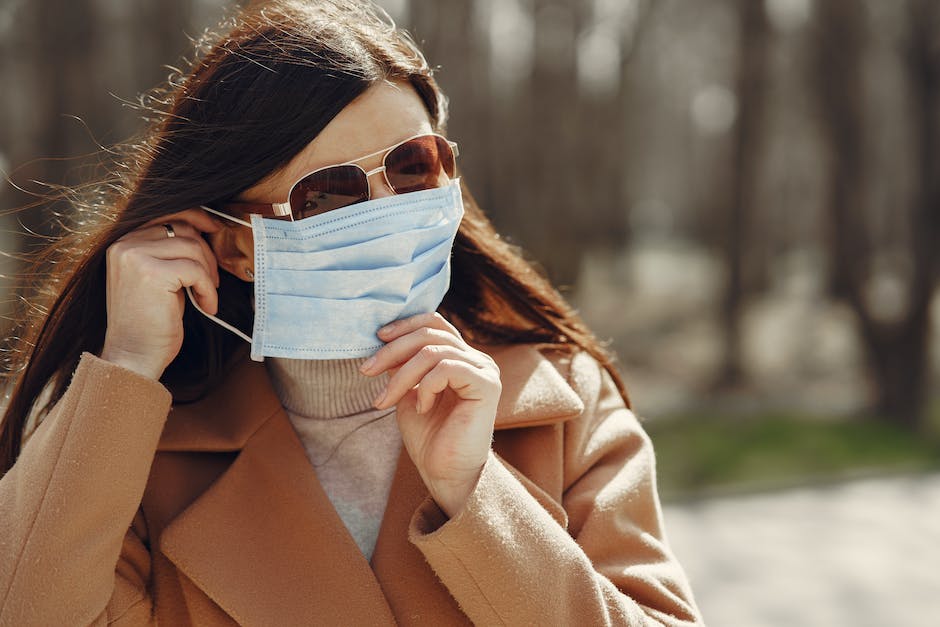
left=265, top=356, right=402, bottom=561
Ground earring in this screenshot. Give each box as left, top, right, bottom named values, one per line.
left=245, top=268, right=254, bottom=280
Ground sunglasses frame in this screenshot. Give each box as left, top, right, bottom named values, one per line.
left=222, top=132, right=459, bottom=222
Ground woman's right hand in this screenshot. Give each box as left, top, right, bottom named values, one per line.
left=99, top=209, right=223, bottom=380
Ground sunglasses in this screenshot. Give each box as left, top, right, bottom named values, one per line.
left=222, top=133, right=458, bottom=222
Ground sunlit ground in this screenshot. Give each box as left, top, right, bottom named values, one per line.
left=664, top=472, right=940, bottom=627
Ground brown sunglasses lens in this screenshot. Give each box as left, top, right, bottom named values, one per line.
left=289, top=165, right=369, bottom=219
left=286, top=136, right=456, bottom=219
left=385, top=135, right=456, bottom=194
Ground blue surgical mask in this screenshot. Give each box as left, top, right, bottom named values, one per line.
left=192, top=179, right=464, bottom=361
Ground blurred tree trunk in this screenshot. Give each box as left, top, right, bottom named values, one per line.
left=133, top=0, right=193, bottom=91
left=526, top=0, right=590, bottom=288
left=812, top=2, right=868, bottom=303
left=577, top=0, right=652, bottom=253
left=897, top=0, right=940, bottom=425
left=715, top=0, right=770, bottom=390
left=406, top=0, right=491, bottom=205
left=812, top=0, right=936, bottom=429
left=481, top=3, right=536, bottom=262
left=23, top=0, right=101, bottom=245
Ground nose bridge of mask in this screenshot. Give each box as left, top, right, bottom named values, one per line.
left=255, top=183, right=463, bottom=250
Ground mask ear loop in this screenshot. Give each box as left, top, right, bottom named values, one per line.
left=184, top=287, right=253, bottom=344
left=200, top=204, right=253, bottom=228
left=183, top=205, right=254, bottom=344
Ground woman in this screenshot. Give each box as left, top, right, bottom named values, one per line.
left=0, top=1, right=703, bottom=625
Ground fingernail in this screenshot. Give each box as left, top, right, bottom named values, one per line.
left=378, top=321, right=397, bottom=336
left=360, top=356, right=377, bottom=373
left=373, top=388, right=387, bottom=408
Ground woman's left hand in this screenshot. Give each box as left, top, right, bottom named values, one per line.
left=360, top=312, right=501, bottom=518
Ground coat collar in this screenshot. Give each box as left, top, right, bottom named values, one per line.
left=154, top=342, right=583, bottom=624
left=157, top=342, right=584, bottom=453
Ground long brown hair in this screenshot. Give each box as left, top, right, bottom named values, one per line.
left=0, top=0, right=628, bottom=476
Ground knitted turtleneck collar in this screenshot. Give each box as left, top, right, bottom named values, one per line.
left=264, top=356, right=390, bottom=420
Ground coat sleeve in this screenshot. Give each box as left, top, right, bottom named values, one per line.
left=408, top=350, right=704, bottom=626
left=0, top=352, right=171, bottom=626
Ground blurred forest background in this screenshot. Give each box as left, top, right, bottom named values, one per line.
left=1, top=0, right=939, bottom=499
left=2, top=1, right=939, bottom=624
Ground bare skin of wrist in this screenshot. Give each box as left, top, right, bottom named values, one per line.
left=99, top=345, right=165, bottom=381
left=428, top=465, right=485, bottom=519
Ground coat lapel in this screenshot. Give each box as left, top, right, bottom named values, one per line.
left=159, top=363, right=397, bottom=625
left=156, top=352, right=280, bottom=453
left=485, top=343, right=585, bottom=428
left=154, top=343, right=584, bottom=625
left=370, top=450, right=471, bottom=624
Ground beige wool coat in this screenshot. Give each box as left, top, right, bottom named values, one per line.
left=0, top=343, right=703, bottom=626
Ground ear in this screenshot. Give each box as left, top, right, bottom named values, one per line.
left=207, top=223, right=254, bottom=282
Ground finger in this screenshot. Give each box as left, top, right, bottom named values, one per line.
left=362, top=326, right=470, bottom=375
left=133, top=236, right=217, bottom=280
left=125, top=222, right=221, bottom=287
left=415, top=359, right=491, bottom=414
left=142, top=207, right=224, bottom=234
left=165, top=222, right=221, bottom=287
left=161, top=258, right=219, bottom=315
left=117, top=222, right=184, bottom=243
left=107, top=236, right=217, bottom=307
left=375, top=344, right=483, bottom=409
left=125, top=221, right=202, bottom=242
left=143, top=207, right=224, bottom=233
left=376, top=311, right=461, bottom=342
